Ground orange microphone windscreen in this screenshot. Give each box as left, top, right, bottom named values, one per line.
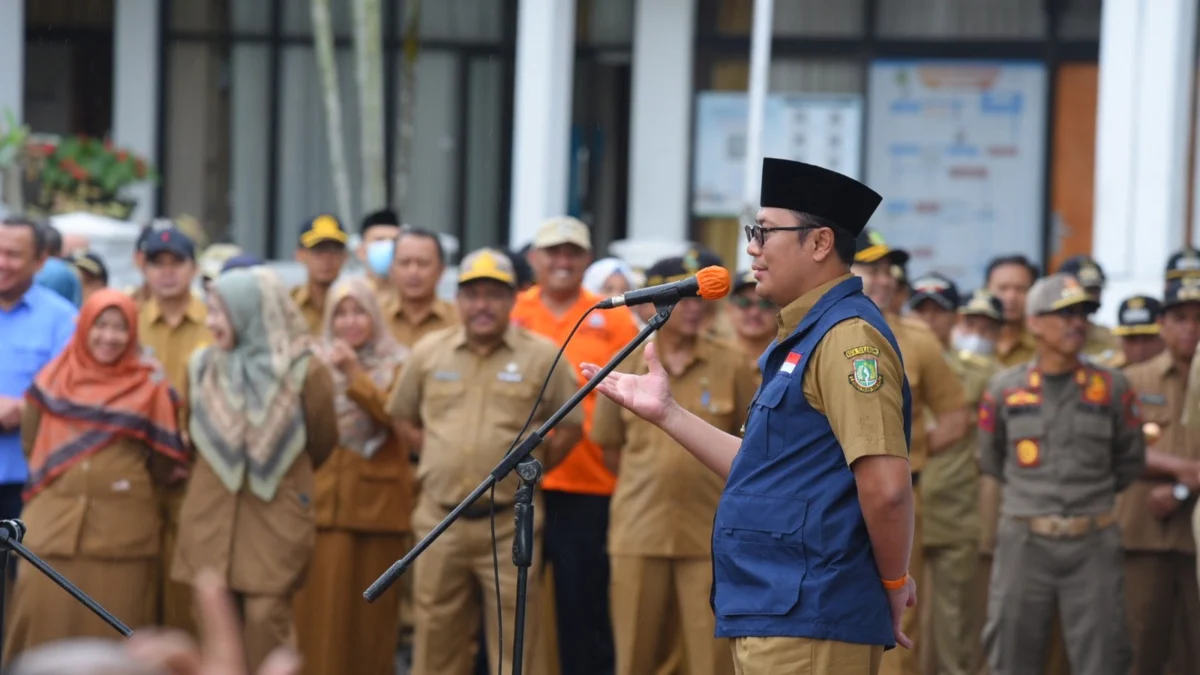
left=696, top=266, right=732, bottom=300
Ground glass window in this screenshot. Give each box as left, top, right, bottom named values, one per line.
left=875, top=0, right=1046, bottom=40
left=396, top=51, right=462, bottom=237
left=282, top=0, right=354, bottom=37
left=770, top=60, right=865, bottom=95
left=275, top=45, right=366, bottom=252
left=229, top=46, right=272, bottom=255
left=171, top=0, right=271, bottom=33
left=463, top=58, right=505, bottom=252
left=579, top=0, right=634, bottom=44
left=1058, top=0, right=1102, bottom=40
left=403, top=0, right=505, bottom=43
left=712, top=0, right=865, bottom=37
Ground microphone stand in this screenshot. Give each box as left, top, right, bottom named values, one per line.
left=365, top=300, right=675, bottom=675
left=0, top=519, right=133, bottom=652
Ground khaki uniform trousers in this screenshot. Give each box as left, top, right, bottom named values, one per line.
left=411, top=496, right=541, bottom=675
left=922, top=541, right=978, bottom=675
left=154, top=484, right=195, bottom=633
left=731, top=637, right=883, bottom=675
left=879, top=487, right=923, bottom=675
left=1123, top=551, right=1200, bottom=675
left=610, top=555, right=732, bottom=675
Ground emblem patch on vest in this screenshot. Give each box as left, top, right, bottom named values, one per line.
left=1015, top=438, right=1040, bottom=468
left=850, top=357, right=881, bottom=392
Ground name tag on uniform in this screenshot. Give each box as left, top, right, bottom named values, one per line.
left=432, top=371, right=461, bottom=382
left=1139, top=393, right=1167, bottom=406
left=497, top=362, right=523, bottom=383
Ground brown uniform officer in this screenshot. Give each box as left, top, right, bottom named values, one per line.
left=853, top=230, right=969, bottom=675
left=907, top=276, right=999, bottom=675
left=592, top=256, right=758, bottom=675
left=291, top=214, right=350, bottom=335
left=1106, top=295, right=1165, bottom=369
left=383, top=227, right=459, bottom=347
left=978, top=273, right=1143, bottom=675
left=984, top=255, right=1040, bottom=368
left=1118, top=277, right=1200, bottom=675
left=387, top=248, right=583, bottom=675
left=1057, top=255, right=1120, bottom=364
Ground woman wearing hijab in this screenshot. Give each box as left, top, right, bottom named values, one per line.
left=171, top=267, right=337, bottom=671
left=583, top=257, right=637, bottom=298
left=4, top=290, right=187, bottom=660
left=291, top=277, right=411, bottom=675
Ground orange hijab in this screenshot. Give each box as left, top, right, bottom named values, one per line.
left=25, top=289, right=186, bottom=500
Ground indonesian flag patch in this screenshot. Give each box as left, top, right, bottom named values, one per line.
left=780, top=352, right=802, bottom=374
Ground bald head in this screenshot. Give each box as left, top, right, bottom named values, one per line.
left=7, top=639, right=166, bottom=675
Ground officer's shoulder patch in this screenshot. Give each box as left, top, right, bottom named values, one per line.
left=844, top=345, right=880, bottom=359
left=978, top=391, right=996, bottom=433
left=848, top=355, right=882, bottom=392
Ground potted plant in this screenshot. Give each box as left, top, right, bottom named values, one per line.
left=23, top=134, right=157, bottom=221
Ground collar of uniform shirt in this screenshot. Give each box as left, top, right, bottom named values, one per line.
left=388, top=295, right=451, bottom=323
left=1146, top=348, right=1181, bottom=378
left=774, top=273, right=854, bottom=343
left=449, top=324, right=519, bottom=351
left=147, top=294, right=206, bottom=325
left=654, top=333, right=714, bottom=376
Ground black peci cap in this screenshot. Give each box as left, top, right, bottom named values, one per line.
left=759, top=158, right=882, bottom=236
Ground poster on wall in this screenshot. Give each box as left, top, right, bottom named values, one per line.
left=865, top=59, right=1048, bottom=291
left=692, top=92, right=863, bottom=218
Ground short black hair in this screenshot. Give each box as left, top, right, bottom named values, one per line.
left=985, top=254, right=1040, bottom=286
left=395, top=226, right=446, bottom=265
left=794, top=211, right=856, bottom=265
left=41, top=224, right=63, bottom=257
left=0, top=216, right=48, bottom=258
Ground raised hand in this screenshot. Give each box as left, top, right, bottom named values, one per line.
left=579, top=341, right=675, bottom=426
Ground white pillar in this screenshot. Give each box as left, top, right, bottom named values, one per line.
left=1092, top=0, right=1197, bottom=326
left=737, top=0, right=773, bottom=271
left=626, top=0, right=696, bottom=245
left=112, top=0, right=161, bottom=223
left=0, top=0, right=24, bottom=209
left=507, top=0, right=576, bottom=248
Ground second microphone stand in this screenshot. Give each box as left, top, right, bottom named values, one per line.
left=365, top=301, right=674, bottom=675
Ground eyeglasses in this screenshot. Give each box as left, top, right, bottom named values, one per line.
left=743, top=222, right=817, bottom=247
left=731, top=295, right=775, bottom=311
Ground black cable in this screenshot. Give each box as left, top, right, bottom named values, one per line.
left=490, top=303, right=600, bottom=675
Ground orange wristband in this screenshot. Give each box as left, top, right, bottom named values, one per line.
left=881, top=573, right=909, bottom=591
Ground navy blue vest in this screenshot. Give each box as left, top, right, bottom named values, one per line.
left=711, top=276, right=912, bottom=647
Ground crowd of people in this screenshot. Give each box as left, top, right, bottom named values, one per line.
left=0, top=182, right=1197, bottom=675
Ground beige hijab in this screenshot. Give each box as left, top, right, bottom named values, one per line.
left=318, top=277, right=408, bottom=458
left=188, top=267, right=313, bottom=501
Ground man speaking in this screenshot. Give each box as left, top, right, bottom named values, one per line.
left=581, top=158, right=916, bottom=674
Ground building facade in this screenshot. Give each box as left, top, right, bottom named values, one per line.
left=3, top=0, right=1193, bottom=323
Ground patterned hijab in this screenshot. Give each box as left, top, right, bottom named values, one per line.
left=188, top=267, right=313, bottom=501
left=25, top=289, right=185, bottom=500
left=317, top=278, right=409, bottom=458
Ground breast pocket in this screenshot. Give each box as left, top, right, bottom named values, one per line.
left=424, top=380, right=466, bottom=417
left=740, top=379, right=788, bottom=459
left=6, top=345, right=51, bottom=381
left=1074, top=411, right=1114, bottom=476
left=712, top=491, right=808, bottom=617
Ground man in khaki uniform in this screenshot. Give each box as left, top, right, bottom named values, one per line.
left=1106, top=295, right=1165, bottom=369
left=1058, top=255, right=1120, bottom=363
left=136, top=225, right=211, bottom=633
left=291, top=214, right=350, bottom=335
left=907, top=276, right=1000, bottom=675
left=985, top=255, right=1040, bottom=368
left=725, top=270, right=775, bottom=371
left=978, top=273, right=1144, bottom=675
left=853, top=230, right=969, bottom=675
left=388, top=248, right=583, bottom=675
left=592, top=256, right=758, bottom=675
left=383, top=227, right=458, bottom=346
left=1119, top=277, right=1200, bottom=675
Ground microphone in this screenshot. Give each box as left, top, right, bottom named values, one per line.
left=597, top=266, right=731, bottom=309
left=0, top=519, right=25, bottom=544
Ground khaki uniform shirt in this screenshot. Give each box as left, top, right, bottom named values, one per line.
left=978, top=362, right=1146, bottom=517
left=382, top=296, right=459, bottom=348
left=290, top=285, right=327, bottom=336
left=171, top=361, right=338, bottom=596
left=592, top=337, right=758, bottom=558
left=386, top=326, right=582, bottom=508
left=773, top=274, right=911, bottom=466
left=924, top=350, right=999, bottom=547
left=1083, top=322, right=1120, bottom=364
left=996, top=328, right=1037, bottom=369
left=314, top=366, right=413, bottom=535
left=19, top=406, right=173, bottom=560
left=887, top=314, right=966, bottom=473
left=1118, top=351, right=1199, bottom=553
left=138, top=295, right=212, bottom=394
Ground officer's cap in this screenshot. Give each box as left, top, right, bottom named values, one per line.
left=732, top=269, right=757, bottom=294
left=298, top=214, right=349, bottom=249
left=1163, top=277, right=1200, bottom=310
left=1057, top=255, right=1106, bottom=291
left=758, top=158, right=881, bottom=237
left=458, top=248, right=516, bottom=288
left=69, top=249, right=108, bottom=284
left=1112, top=295, right=1162, bottom=336
left=1165, top=248, right=1200, bottom=281
left=854, top=229, right=910, bottom=267
left=958, top=289, right=1004, bottom=322
left=907, top=273, right=960, bottom=312
left=1025, top=273, right=1100, bottom=317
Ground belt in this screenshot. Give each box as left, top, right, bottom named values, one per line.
left=459, top=501, right=512, bottom=520
left=1014, top=513, right=1115, bottom=539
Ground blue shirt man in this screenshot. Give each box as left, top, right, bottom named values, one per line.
left=0, top=218, right=78, bottom=519
left=581, top=158, right=917, bottom=675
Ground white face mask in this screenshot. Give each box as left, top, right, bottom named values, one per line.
left=953, top=332, right=994, bottom=356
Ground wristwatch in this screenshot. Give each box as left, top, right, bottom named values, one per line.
left=1173, top=483, right=1191, bottom=502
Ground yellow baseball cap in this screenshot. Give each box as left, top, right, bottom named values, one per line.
left=458, top=248, right=516, bottom=288
left=299, top=214, right=349, bottom=248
